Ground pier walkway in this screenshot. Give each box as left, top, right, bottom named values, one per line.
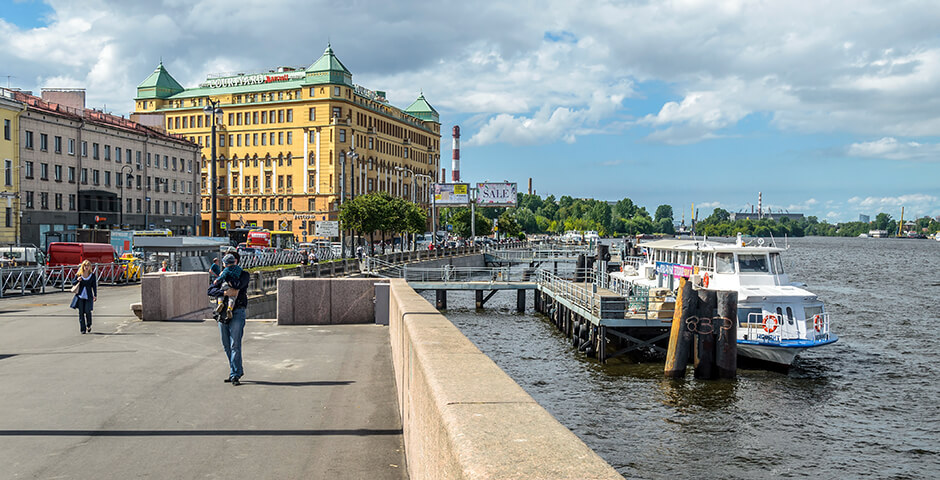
left=0, top=285, right=406, bottom=479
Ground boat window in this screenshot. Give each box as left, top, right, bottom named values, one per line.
left=785, top=307, right=794, bottom=323
left=716, top=253, right=734, bottom=273
left=738, top=254, right=769, bottom=273
left=776, top=307, right=783, bottom=318
left=738, top=307, right=760, bottom=327
left=770, top=253, right=785, bottom=274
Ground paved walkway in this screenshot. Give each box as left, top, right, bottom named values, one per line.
left=0, top=285, right=407, bottom=479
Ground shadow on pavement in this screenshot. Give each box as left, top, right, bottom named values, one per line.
left=241, top=380, right=355, bottom=387
left=0, top=428, right=400, bottom=436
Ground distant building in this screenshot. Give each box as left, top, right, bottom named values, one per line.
left=10, top=88, right=200, bottom=247
left=859, top=214, right=870, bottom=223
left=730, top=212, right=804, bottom=222
left=0, top=89, right=22, bottom=245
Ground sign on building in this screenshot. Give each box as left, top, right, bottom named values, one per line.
left=316, top=220, right=339, bottom=237
left=476, top=182, right=517, bottom=207
left=433, top=183, right=470, bottom=205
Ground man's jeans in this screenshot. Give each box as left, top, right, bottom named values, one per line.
left=219, top=307, right=246, bottom=379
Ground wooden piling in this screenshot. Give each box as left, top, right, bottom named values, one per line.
left=715, top=291, right=738, bottom=379
left=664, top=277, right=694, bottom=378
left=475, top=290, right=484, bottom=309
left=693, top=290, right=718, bottom=380
left=517, top=289, right=526, bottom=312
left=436, top=289, right=447, bottom=310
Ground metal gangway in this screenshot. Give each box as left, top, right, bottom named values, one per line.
left=483, top=244, right=594, bottom=263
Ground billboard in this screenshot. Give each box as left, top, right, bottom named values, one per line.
left=433, top=183, right=470, bottom=205
left=476, top=182, right=517, bottom=207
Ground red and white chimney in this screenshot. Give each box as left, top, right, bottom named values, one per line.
left=451, top=125, right=460, bottom=182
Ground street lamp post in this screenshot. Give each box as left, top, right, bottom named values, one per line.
left=339, top=148, right=359, bottom=258
left=204, top=98, right=223, bottom=237
left=119, top=165, right=133, bottom=229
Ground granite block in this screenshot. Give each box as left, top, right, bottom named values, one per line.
left=330, top=279, right=376, bottom=324
left=292, top=279, right=331, bottom=325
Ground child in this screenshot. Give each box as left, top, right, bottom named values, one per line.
left=214, top=254, right=243, bottom=321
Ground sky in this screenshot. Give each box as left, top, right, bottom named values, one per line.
left=1, top=0, right=938, bottom=223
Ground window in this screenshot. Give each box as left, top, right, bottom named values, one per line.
left=308, top=107, right=315, bottom=121
left=332, top=107, right=341, bottom=119
left=219, top=134, right=225, bottom=147
left=172, top=157, right=177, bottom=171
left=81, top=168, right=87, bottom=184
left=40, top=192, right=48, bottom=209
left=253, top=111, right=258, bottom=124
left=68, top=194, right=76, bottom=211
left=3, top=160, right=10, bottom=185
left=40, top=133, right=48, bottom=151
left=261, top=134, right=266, bottom=146
left=68, top=166, right=75, bottom=183
left=81, top=141, right=87, bottom=157
left=287, top=109, right=292, bottom=122
left=228, top=113, right=234, bottom=125
left=147, top=153, right=151, bottom=167
left=333, top=86, right=340, bottom=96
left=136, top=198, right=142, bottom=213
left=339, top=129, right=346, bottom=142
left=93, top=143, right=99, bottom=159
left=55, top=193, right=62, bottom=210
left=136, top=175, right=141, bottom=189
left=253, top=133, right=258, bottom=146
left=164, top=156, right=168, bottom=169
left=716, top=253, right=735, bottom=274
left=24, top=161, right=33, bottom=179
left=278, top=132, right=284, bottom=145
left=92, top=170, right=100, bottom=185
left=287, top=132, right=292, bottom=145
left=278, top=110, right=284, bottom=123
left=54, top=165, right=62, bottom=182
left=68, top=138, right=75, bottom=155
left=25, top=131, right=33, bottom=149
left=104, top=171, right=111, bottom=186
left=115, top=147, right=121, bottom=163
left=137, top=151, right=142, bottom=168
left=738, top=254, right=769, bottom=273
left=104, top=145, right=111, bottom=161
left=2, top=119, right=9, bottom=140
left=770, top=253, right=785, bottom=274
left=126, top=149, right=132, bottom=164
left=54, top=136, right=62, bottom=153
left=261, top=111, right=267, bottom=124
left=25, top=191, right=33, bottom=209
left=116, top=171, right=123, bottom=187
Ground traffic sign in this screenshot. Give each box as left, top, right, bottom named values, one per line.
left=220, top=221, right=228, bottom=230
left=316, top=220, right=339, bottom=237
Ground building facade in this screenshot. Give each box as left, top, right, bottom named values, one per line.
left=0, top=89, right=23, bottom=245
left=11, top=88, right=200, bottom=247
left=133, top=44, right=441, bottom=240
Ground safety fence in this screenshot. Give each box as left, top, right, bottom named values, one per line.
left=0, top=261, right=158, bottom=298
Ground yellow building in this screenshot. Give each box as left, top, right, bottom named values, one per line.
left=0, top=88, right=23, bottom=244
left=134, top=44, right=441, bottom=240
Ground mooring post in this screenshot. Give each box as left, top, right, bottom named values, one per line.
left=516, top=289, right=526, bottom=312
left=693, top=289, right=718, bottom=380
left=475, top=290, right=484, bottom=309
left=436, top=289, right=447, bottom=310
left=599, top=326, right=607, bottom=363
left=665, top=277, right=694, bottom=378
left=715, top=291, right=738, bottom=379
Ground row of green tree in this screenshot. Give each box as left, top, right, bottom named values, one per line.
left=341, top=191, right=939, bottom=241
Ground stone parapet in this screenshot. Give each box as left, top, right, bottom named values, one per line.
left=140, top=271, right=213, bottom=321
left=277, top=277, right=382, bottom=325
left=387, top=278, right=622, bottom=479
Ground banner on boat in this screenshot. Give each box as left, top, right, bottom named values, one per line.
left=655, top=261, right=699, bottom=278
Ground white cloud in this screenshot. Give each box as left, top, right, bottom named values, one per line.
left=846, top=137, right=940, bottom=161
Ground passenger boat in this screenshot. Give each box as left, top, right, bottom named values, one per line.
left=611, top=234, right=837, bottom=367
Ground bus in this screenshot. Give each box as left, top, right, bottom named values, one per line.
left=243, top=229, right=296, bottom=250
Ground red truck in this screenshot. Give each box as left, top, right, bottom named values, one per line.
left=46, top=242, right=123, bottom=284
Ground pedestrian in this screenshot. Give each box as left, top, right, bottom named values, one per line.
left=208, top=255, right=250, bottom=386
left=209, top=257, right=221, bottom=282
left=356, top=245, right=364, bottom=260
left=160, top=260, right=169, bottom=272
left=213, top=254, right=243, bottom=321
left=308, top=250, right=318, bottom=264
left=71, top=260, right=97, bottom=334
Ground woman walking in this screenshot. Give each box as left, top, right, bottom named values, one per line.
left=73, top=260, right=98, bottom=334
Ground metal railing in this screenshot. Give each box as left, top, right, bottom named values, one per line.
left=535, top=268, right=602, bottom=318
left=0, top=261, right=148, bottom=298
left=402, top=265, right=520, bottom=283
left=237, top=250, right=308, bottom=269
left=744, top=312, right=831, bottom=342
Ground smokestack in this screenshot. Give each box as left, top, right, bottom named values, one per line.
left=758, top=191, right=762, bottom=219
left=528, top=178, right=532, bottom=195
left=451, top=125, right=460, bottom=182
left=441, top=168, right=446, bottom=183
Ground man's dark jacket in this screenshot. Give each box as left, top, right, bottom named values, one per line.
left=207, top=270, right=250, bottom=309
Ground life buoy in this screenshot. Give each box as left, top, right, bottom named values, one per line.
left=763, top=315, right=778, bottom=333
left=813, top=314, right=822, bottom=332
left=703, top=273, right=710, bottom=288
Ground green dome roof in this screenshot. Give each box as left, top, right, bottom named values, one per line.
left=405, top=93, right=439, bottom=123
left=305, top=44, right=353, bottom=86
left=136, top=62, right=184, bottom=99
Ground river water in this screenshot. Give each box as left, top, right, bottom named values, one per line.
left=425, top=237, right=939, bottom=479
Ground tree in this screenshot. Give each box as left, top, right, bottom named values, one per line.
left=655, top=217, right=675, bottom=235
left=874, top=213, right=892, bottom=230
left=654, top=204, right=674, bottom=222
left=497, top=211, right=521, bottom=238
left=450, top=208, right=492, bottom=238
left=703, top=208, right=731, bottom=224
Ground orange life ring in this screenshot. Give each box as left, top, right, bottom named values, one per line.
left=813, top=314, right=822, bottom=332
left=703, top=273, right=710, bottom=288
left=763, top=315, right=778, bottom=333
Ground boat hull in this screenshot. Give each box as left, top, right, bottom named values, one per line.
left=737, top=334, right=839, bottom=366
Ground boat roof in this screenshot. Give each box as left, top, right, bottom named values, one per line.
left=638, top=238, right=785, bottom=254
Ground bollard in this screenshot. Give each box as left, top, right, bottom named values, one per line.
left=475, top=290, right=484, bottom=309
left=715, top=291, right=738, bottom=379
left=575, top=254, right=585, bottom=283
left=693, top=290, right=718, bottom=380
left=516, top=289, right=526, bottom=313
left=664, top=277, right=694, bottom=378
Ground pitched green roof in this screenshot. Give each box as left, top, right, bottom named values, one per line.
left=405, top=93, right=439, bottom=123
left=305, top=44, right=353, bottom=86
left=136, top=62, right=185, bottom=99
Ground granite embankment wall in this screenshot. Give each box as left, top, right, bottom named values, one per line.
left=387, top=278, right=622, bottom=479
